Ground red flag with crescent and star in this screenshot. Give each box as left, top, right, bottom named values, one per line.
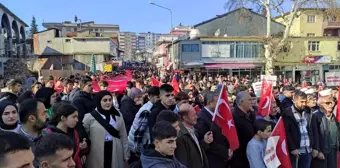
left=264, top=117, right=292, bottom=168
left=170, top=76, right=180, bottom=95
left=151, top=77, right=162, bottom=87
left=212, top=85, right=239, bottom=150
left=257, top=80, right=273, bottom=117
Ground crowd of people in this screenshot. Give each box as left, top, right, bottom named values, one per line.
left=0, top=68, right=339, bottom=168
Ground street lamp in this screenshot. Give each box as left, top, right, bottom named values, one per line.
left=149, top=1, right=174, bottom=68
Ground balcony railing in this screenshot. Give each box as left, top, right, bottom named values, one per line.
left=323, top=21, right=340, bottom=29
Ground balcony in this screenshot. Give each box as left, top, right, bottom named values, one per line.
left=323, top=21, right=340, bottom=29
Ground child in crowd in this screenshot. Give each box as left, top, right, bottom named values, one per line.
left=141, top=121, right=186, bottom=168
left=246, top=119, right=272, bottom=168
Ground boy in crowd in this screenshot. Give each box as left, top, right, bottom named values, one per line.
left=156, top=110, right=180, bottom=133
left=246, top=119, right=272, bottom=168
left=35, top=133, right=76, bottom=168
left=0, top=132, right=35, bottom=168
left=141, top=121, right=186, bottom=168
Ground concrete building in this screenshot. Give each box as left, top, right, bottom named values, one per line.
left=0, top=3, right=29, bottom=75
left=119, top=32, right=136, bottom=60
left=275, top=8, right=340, bottom=37
left=32, top=29, right=119, bottom=77
left=139, top=32, right=161, bottom=50
left=137, top=34, right=146, bottom=50
left=42, top=21, right=120, bottom=37
left=194, top=8, right=285, bottom=37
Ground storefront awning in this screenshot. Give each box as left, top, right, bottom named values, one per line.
left=204, top=63, right=257, bottom=69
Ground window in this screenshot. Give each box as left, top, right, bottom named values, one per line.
left=66, top=27, right=71, bottom=32
left=182, top=44, right=199, bottom=52
left=308, top=41, right=320, bottom=51
left=338, top=41, right=340, bottom=50
left=307, top=15, right=316, bottom=23
left=307, top=33, right=315, bottom=37
left=65, top=39, right=71, bottom=43
left=328, top=17, right=336, bottom=22
left=74, top=28, right=77, bottom=32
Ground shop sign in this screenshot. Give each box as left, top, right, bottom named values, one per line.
left=103, top=64, right=112, bottom=72
left=302, top=56, right=331, bottom=64
left=325, top=72, right=340, bottom=86
left=261, top=75, right=277, bottom=86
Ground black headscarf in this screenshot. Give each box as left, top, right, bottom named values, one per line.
left=95, top=90, right=120, bottom=122
left=0, top=100, right=19, bottom=130
left=35, top=87, right=56, bottom=109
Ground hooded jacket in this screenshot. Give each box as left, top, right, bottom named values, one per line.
left=141, top=145, right=187, bottom=168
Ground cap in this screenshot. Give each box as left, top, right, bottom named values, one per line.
left=300, top=88, right=308, bottom=92
left=305, top=89, right=316, bottom=94
left=318, top=89, right=332, bottom=97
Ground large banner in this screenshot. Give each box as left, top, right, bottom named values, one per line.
left=202, top=44, right=230, bottom=58
left=325, top=72, right=340, bottom=86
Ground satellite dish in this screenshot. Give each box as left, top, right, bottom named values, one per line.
left=214, top=29, right=221, bottom=37
left=189, top=29, right=201, bottom=39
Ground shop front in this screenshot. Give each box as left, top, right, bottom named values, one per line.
left=204, top=63, right=264, bottom=78
left=274, top=55, right=331, bottom=84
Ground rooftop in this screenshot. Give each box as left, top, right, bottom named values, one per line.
left=42, top=21, right=119, bottom=28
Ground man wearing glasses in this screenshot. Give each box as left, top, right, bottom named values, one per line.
left=310, top=89, right=339, bottom=168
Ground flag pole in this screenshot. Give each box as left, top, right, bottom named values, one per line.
left=211, top=84, right=225, bottom=131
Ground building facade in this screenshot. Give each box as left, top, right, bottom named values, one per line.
left=275, top=8, right=340, bottom=37
left=42, top=21, right=120, bottom=37
left=169, top=36, right=264, bottom=77
left=33, top=29, right=119, bottom=77
left=0, top=3, right=28, bottom=75
left=119, top=32, right=136, bottom=60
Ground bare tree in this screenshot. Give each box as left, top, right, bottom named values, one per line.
left=225, top=0, right=339, bottom=75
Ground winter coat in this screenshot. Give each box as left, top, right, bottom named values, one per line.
left=230, top=106, right=255, bottom=168
left=194, top=107, right=230, bottom=168
left=83, top=110, right=129, bottom=168
left=175, top=123, right=209, bottom=168
left=71, top=90, right=96, bottom=141
left=141, top=145, right=187, bottom=168
left=41, top=125, right=87, bottom=168
left=120, top=95, right=140, bottom=133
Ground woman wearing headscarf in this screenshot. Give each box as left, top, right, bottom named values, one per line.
left=35, top=87, right=58, bottom=118
left=120, top=87, right=143, bottom=133
left=0, top=100, right=20, bottom=132
left=83, top=90, right=130, bottom=168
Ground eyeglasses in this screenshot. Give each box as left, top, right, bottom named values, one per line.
left=324, top=102, right=334, bottom=106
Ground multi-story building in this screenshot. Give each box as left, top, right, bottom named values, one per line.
left=275, top=8, right=340, bottom=37
left=137, top=34, right=146, bottom=50
left=42, top=21, right=120, bottom=37
left=32, top=29, right=119, bottom=77
left=139, top=32, right=162, bottom=51
left=165, top=8, right=285, bottom=73
left=119, top=32, right=137, bottom=60
left=0, top=3, right=29, bottom=75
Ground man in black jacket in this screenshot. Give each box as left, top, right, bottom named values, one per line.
left=71, top=76, right=95, bottom=144
left=282, top=90, right=312, bottom=168
left=280, top=85, right=295, bottom=110
left=230, top=91, right=254, bottom=168
left=148, top=84, right=176, bottom=140
left=195, top=91, right=230, bottom=168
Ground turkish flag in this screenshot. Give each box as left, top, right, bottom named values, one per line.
left=92, top=81, right=101, bottom=93
left=212, top=85, right=239, bottom=150
left=171, top=76, right=180, bottom=95
left=194, top=105, right=201, bottom=115
left=257, top=80, right=273, bottom=117
left=336, top=86, right=340, bottom=122
left=151, top=77, right=162, bottom=87
left=264, top=117, right=292, bottom=168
